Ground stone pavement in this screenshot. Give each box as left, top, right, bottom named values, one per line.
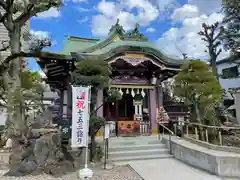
left=0, top=165, right=143, bottom=180
left=126, top=158, right=225, bottom=180
left=1, top=159, right=237, bottom=180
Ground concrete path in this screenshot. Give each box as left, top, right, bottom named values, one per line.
left=127, top=158, right=224, bottom=180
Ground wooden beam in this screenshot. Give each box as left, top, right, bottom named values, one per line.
left=47, top=65, right=62, bottom=71
left=48, top=68, right=65, bottom=74
left=51, top=72, right=67, bottom=77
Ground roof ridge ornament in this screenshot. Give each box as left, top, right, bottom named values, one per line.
left=126, top=23, right=148, bottom=41
left=108, top=18, right=125, bottom=36
left=108, top=20, right=148, bottom=41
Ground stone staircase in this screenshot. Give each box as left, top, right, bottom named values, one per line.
left=108, top=136, right=172, bottom=162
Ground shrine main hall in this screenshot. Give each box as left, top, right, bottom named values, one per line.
left=37, top=21, right=189, bottom=137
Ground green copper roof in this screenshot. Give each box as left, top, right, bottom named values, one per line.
left=78, top=41, right=186, bottom=65
left=62, top=20, right=187, bottom=66
left=80, top=40, right=184, bottom=64
left=62, top=36, right=100, bottom=55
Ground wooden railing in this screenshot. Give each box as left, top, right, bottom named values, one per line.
left=184, top=122, right=240, bottom=147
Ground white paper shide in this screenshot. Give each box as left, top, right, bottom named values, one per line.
left=71, top=86, right=90, bottom=148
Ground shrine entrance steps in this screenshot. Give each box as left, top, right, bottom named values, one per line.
left=107, top=136, right=172, bottom=163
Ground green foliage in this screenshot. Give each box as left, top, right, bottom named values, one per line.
left=93, top=144, right=104, bottom=161
left=21, top=71, right=42, bottom=90
left=105, top=89, right=122, bottom=103
left=89, top=115, right=105, bottom=132
left=88, top=115, right=105, bottom=162
left=14, top=71, right=44, bottom=108
left=71, top=59, right=122, bottom=161
left=203, top=109, right=218, bottom=125
left=72, top=60, right=111, bottom=88
left=0, top=71, right=44, bottom=108
left=174, top=60, right=222, bottom=123
left=174, top=60, right=222, bottom=105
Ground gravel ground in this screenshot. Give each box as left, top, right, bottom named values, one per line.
left=0, top=165, right=143, bottom=180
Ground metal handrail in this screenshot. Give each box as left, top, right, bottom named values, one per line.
left=158, top=123, right=174, bottom=154
left=158, top=123, right=174, bottom=136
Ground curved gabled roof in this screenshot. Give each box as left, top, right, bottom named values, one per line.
left=62, top=21, right=188, bottom=67
left=80, top=40, right=185, bottom=66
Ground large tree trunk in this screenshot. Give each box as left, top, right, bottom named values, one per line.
left=7, top=26, right=28, bottom=168
left=8, top=26, right=25, bottom=133
left=195, top=102, right=201, bottom=123
left=195, top=102, right=205, bottom=140
left=210, top=59, right=219, bottom=82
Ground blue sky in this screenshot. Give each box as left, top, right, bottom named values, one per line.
left=28, top=0, right=224, bottom=72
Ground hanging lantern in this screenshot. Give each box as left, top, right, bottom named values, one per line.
left=126, top=88, right=129, bottom=94
left=131, top=89, right=135, bottom=97
left=141, top=89, right=145, bottom=97
left=151, top=77, right=157, bottom=85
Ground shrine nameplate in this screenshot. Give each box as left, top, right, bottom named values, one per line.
left=111, top=75, right=148, bottom=84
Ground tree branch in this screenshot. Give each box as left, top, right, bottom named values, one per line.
left=2, top=0, right=14, bottom=32
left=216, top=48, right=222, bottom=57
left=0, top=1, right=7, bottom=10
left=15, top=1, right=63, bottom=26
left=0, top=40, right=10, bottom=51
left=0, top=50, right=72, bottom=74
left=14, top=3, right=34, bottom=26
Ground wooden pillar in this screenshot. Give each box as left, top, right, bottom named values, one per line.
left=59, top=88, right=64, bottom=121
left=149, top=87, right=157, bottom=135
left=157, top=84, right=163, bottom=107
left=67, top=84, right=72, bottom=118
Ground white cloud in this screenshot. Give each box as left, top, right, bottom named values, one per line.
left=78, top=7, right=90, bottom=12
left=78, top=17, right=88, bottom=24
left=37, top=8, right=61, bottom=19
left=152, top=0, right=180, bottom=20
left=157, top=12, right=228, bottom=60
left=171, top=4, right=199, bottom=22
left=97, top=0, right=119, bottom=17
left=155, top=0, right=177, bottom=10
left=91, top=0, right=159, bottom=37
left=72, top=0, right=88, bottom=3
left=30, top=30, right=50, bottom=40
left=188, top=0, right=221, bottom=15
left=146, top=27, right=156, bottom=32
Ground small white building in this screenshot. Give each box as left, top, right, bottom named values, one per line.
left=217, top=57, right=240, bottom=121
